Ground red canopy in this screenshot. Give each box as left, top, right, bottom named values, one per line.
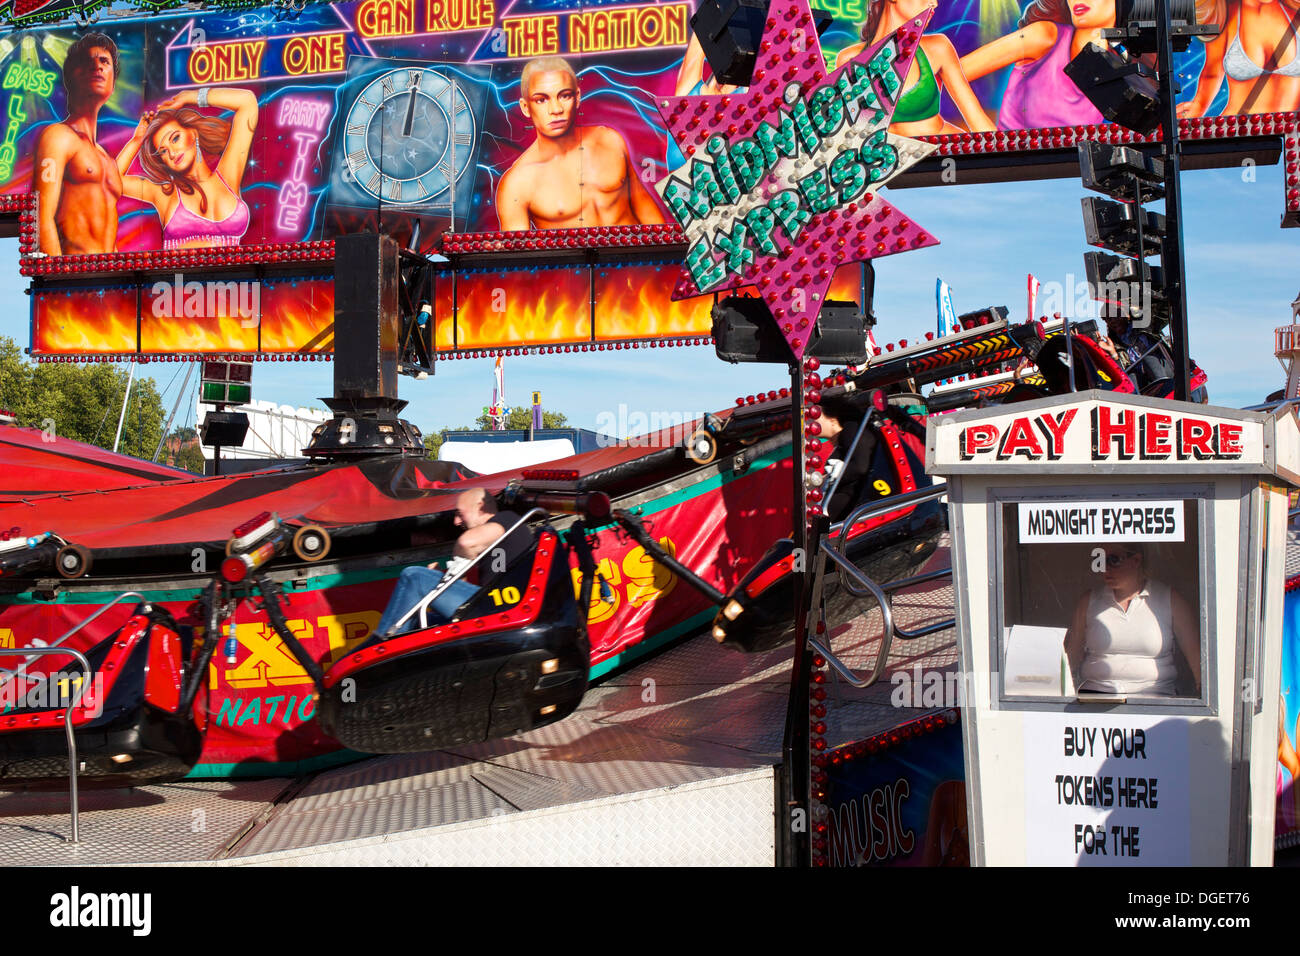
left=0, top=424, right=192, bottom=504
left=0, top=412, right=736, bottom=551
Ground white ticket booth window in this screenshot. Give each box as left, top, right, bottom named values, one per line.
left=998, top=491, right=1210, bottom=706
left=928, top=392, right=1300, bottom=866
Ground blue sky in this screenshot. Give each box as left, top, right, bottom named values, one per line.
left=2, top=160, right=1296, bottom=439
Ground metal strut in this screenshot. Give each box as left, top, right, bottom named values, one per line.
left=613, top=509, right=726, bottom=605
left=179, top=580, right=224, bottom=715
left=565, top=520, right=599, bottom=643
left=252, top=573, right=327, bottom=695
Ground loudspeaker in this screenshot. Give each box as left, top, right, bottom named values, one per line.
left=200, top=410, right=250, bottom=448
left=334, top=232, right=401, bottom=401
left=712, top=296, right=869, bottom=364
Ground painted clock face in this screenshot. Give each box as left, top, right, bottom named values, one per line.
left=342, top=67, right=476, bottom=207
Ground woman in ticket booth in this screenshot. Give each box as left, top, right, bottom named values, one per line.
left=1064, top=543, right=1202, bottom=696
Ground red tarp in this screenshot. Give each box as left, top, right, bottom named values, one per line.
left=0, top=412, right=737, bottom=549
left=0, top=425, right=192, bottom=503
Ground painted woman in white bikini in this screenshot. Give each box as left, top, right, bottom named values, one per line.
left=1064, top=544, right=1201, bottom=696
left=1178, top=0, right=1300, bottom=116
left=116, top=87, right=258, bottom=249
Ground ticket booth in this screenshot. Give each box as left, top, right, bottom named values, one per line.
left=927, top=391, right=1300, bottom=865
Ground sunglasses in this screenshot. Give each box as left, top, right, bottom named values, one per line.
left=1103, top=552, right=1138, bottom=568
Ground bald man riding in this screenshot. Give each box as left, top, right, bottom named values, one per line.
left=374, top=488, right=534, bottom=637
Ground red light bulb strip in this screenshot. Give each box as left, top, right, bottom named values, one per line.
left=18, top=240, right=336, bottom=277
left=432, top=335, right=714, bottom=359
left=441, top=223, right=685, bottom=256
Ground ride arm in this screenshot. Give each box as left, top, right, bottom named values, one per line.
left=613, top=509, right=725, bottom=605
left=254, top=573, right=326, bottom=695
left=565, top=520, right=599, bottom=639
left=178, top=580, right=224, bottom=715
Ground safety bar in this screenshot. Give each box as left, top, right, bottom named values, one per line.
left=817, top=550, right=957, bottom=688
left=0, top=591, right=145, bottom=685
left=391, top=508, right=547, bottom=635
left=2, top=646, right=92, bottom=844
left=820, top=412, right=874, bottom=514
left=827, top=483, right=948, bottom=555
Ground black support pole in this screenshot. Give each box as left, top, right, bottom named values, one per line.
left=781, top=360, right=811, bottom=867
left=1156, top=0, right=1193, bottom=401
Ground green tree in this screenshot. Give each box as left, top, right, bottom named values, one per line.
left=423, top=431, right=444, bottom=460
left=424, top=424, right=473, bottom=460
left=0, top=336, right=168, bottom=460
left=171, top=441, right=207, bottom=475
left=474, top=407, right=568, bottom=430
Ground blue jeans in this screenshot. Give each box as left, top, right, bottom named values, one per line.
left=375, top=566, right=480, bottom=637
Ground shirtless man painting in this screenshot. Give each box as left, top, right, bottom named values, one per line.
left=34, top=33, right=123, bottom=255
left=495, top=56, right=664, bottom=230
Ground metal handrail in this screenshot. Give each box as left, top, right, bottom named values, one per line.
left=812, top=550, right=894, bottom=690
left=2, top=646, right=92, bottom=844
left=1243, top=398, right=1300, bottom=413
left=391, top=507, right=546, bottom=634
left=827, top=482, right=948, bottom=555
left=818, top=549, right=957, bottom=687
left=0, top=591, right=145, bottom=684
left=812, top=483, right=955, bottom=689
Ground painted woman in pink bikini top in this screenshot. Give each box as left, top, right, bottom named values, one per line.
left=115, top=88, right=259, bottom=251
left=161, top=174, right=249, bottom=249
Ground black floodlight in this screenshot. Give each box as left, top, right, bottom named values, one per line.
left=690, top=0, right=834, bottom=88
left=713, top=295, right=869, bottom=365
left=956, top=305, right=1010, bottom=327
left=1078, top=141, right=1165, bottom=202
left=1081, top=196, right=1167, bottom=256
left=690, top=0, right=769, bottom=87
left=200, top=410, right=250, bottom=448
left=1105, top=0, right=1218, bottom=54
left=1064, top=43, right=1161, bottom=134
left=1083, top=251, right=1169, bottom=324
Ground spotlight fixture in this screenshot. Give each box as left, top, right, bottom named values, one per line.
left=689, top=0, right=834, bottom=88
left=1105, top=0, right=1218, bottom=55
left=713, top=296, right=870, bottom=365
left=1064, top=43, right=1160, bottom=135
left=1076, top=140, right=1172, bottom=330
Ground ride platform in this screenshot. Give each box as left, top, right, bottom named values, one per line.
left=1, top=545, right=960, bottom=866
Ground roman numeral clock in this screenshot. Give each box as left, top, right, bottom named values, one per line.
left=327, top=58, right=488, bottom=223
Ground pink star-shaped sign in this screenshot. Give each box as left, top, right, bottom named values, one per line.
left=656, top=0, right=941, bottom=360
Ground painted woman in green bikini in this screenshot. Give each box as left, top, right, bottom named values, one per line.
left=834, top=0, right=993, bottom=135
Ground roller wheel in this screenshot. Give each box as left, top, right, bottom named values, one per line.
left=54, top=544, right=92, bottom=579
left=684, top=429, right=717, bottom=465
left=292, top=524, right=331, bottom=562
